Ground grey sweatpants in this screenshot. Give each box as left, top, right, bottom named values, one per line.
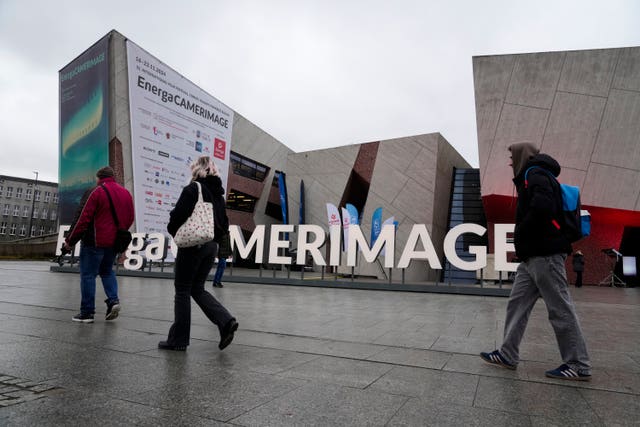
left=500, top=254, right=591, bottom=375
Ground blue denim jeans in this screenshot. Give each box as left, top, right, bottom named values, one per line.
left=79, top=245, right=119, bottom=315
left=213, top=257, right=227, bottom=283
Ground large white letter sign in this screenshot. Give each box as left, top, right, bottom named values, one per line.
left=124, top=233, right=147, bottom=270
left=230, top=224, right=265, bottom=263
left=297, top=225, right=326, bottom=266
left=494, top=223, right=518, bottom=272
left=443, top=224, right=487, bottom=271
left=329, top=224, right=342, bottom=267
left=397, top=224, right=442, bottom=269
left=145, top=233, right=168, bottom=263
left=268, top=224, right=294, bottom=264
left=347, top=224, right=395, bottom=268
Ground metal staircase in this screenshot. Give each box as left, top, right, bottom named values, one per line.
left=442, top=168, right=488, bottom=284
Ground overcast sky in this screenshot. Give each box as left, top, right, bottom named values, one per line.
left=1, top=1, right=639, bottom=183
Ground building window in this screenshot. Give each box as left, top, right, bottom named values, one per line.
left=50, top=210, right=57, bottom=221
left=30, top=226, right=36, bottom=237
left=41, top=208, right=48, bottom=219
left=6, top=187, right=13, bottom=198
left=32, top=208, right=38, bottom=219
left=19, top=224, right=26, bottom=237
left=230, top=151, right=269, bottom=182
left=34, top=190, right=40, bottom=202
left=44, top=191, right=51, bottom=203
left=25, top=188, right=32, bottom=201
left=226, top=189, right=257, bottom=213
left=0, top=222, right=6, bottom=235
left=48, top=227, right=55, bottom=234
left=0, top=185, right=3, bottom=197
left=12, top=205, right=19, bottom=217
left=15, top=188, right=23, bottom=199
left=39, top=226, right=45, bottom=236
left=265, top=202, right=284, bottom=221
left=22, top=206, right=29, bottom=217
left=10, top=223, right=17, bottom=236
left=53, top=193, right=58, bottom=204
left=272, top=171, right=281, bottom=187
left=2, top=204, right=9, bottom=216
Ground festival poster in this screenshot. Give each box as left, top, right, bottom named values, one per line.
left=58, top=35, right=110, bottom=224
left=126, top=41, right=234, bottom=234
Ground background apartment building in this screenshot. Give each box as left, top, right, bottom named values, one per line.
left=0, top=175, right=59, bottom=242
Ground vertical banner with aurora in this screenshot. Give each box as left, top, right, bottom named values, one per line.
left=58, top=35, right=110, bottom=224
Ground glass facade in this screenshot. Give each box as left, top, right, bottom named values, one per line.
left=230, top=151, right=269, bottom=182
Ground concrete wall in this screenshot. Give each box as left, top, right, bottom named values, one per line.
left=110, top=31, right=135, bottom=213
left=287, top=133, right=470, bottom=283
left=473, top=47, right=640, bottom=285
left=108, top=30, right=294, bottom=241
left=230, top=112, right=293, bottom=231
left=474, top=47, right=640, bottom=211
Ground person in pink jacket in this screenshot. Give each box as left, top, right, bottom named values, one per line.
left=63, top=166, right=134, bottom=323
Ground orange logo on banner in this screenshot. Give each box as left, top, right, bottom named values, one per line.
left=214, top=138, right=226, bottom=160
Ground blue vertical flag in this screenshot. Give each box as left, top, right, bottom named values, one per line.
left=299, top=180, right=305, bottom=225
left=346, top=203, right=359, bottom=226
left=277, top=171, right=289, bottom=242
left=371, top=207, right=383, bottom=245
left=277, top=171, right=288, bottom=225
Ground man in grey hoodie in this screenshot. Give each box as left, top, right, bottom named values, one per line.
left=480, top=143, right=592, bottom=381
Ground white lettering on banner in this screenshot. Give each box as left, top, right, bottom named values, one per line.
left=56, top=223, right=520, bottom=273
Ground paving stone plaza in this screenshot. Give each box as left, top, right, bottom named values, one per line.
left=0, top=260, right=638, bottom=426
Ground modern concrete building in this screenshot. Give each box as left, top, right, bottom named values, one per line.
left=473, top=47, right=640, bottom=285
left=69, top=30, right=470, bottom=284
left=286, top=134, right=470, bottom=282
left=60, top=30, right=640, bottom=288
left=0, top=175, right=59, bottom=242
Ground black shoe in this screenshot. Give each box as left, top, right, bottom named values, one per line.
left=480, top=350, right=517, bottom=370
left=105, top=299, right=121, bottom=321
left=213, top=281, right=224, bottom=288
left=158, top=341, right=187, bottom=351
left=72, top=313, right=94, bottom=323
left=545, top=364, right=591, bottom=381
left=219, top=319, right=238, bottom=350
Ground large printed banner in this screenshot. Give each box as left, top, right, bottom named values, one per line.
left=126, top=41, right=234, bottom=234
left=59, top=35, right=110, bottom=224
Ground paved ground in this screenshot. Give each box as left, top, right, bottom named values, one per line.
left=0, top=260, right=638, bottom=426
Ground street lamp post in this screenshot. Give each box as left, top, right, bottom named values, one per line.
left=28, top=171, right=38, bottom=239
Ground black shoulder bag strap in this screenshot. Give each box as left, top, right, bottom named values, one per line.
left=100, top=184, right=120, bottom=228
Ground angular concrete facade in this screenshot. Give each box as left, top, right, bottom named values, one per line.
left=99, top=30, right=471, bottom=284
left=286, top=133, right=470, bottom=282
left=107, top=31, right=293, bottom=240
left=473, top=47, right=640, bottom=285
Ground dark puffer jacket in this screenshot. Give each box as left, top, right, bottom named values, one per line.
left=167, top=175, right=229, bottom=244
left=513, top=153, right=572, bottom=261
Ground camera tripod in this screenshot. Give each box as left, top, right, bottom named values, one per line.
left=598, top=250, right=626, bottom=287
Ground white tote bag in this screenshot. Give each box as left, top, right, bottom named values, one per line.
left=173, top=182, right=215, bottom=248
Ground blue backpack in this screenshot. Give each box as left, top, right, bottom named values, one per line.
left=524, top=167, right=590, bottom=243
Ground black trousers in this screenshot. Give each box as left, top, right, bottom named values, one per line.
left=575, top=271, right=583, bottom=288
left=167, top=241, right=234, bottom=346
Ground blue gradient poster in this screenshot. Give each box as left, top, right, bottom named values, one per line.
left=58, top=35, right=110, bottom=224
